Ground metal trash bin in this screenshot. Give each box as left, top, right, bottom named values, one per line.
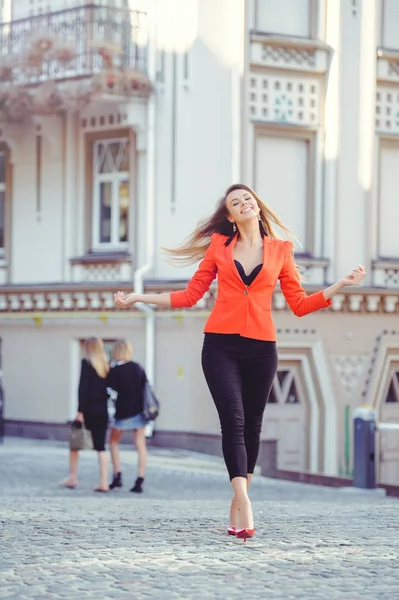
left=353, top=406, right=377, bottom=489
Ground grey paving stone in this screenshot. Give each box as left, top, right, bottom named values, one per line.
left=0, top=438, right=398, bottom=599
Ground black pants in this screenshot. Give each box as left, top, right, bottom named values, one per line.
left=84, top=414, right=108, bottom=452
left=201, top=334, right=278, bottom=480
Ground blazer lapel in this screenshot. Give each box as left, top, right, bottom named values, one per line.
left=225, top=235, right=243, bottom=284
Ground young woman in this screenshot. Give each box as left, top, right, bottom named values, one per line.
left=114, top=183, right=366, bottom=540
left=62, top=337, right=110, bottom=492
left=107, top=339, right=149, bottom=494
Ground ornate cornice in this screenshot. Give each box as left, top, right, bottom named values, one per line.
left=0, top=282, right=398, bottom=316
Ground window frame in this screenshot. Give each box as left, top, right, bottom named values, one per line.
left=380, top=0, right=399, bottom=49
left=376, top=137, right=399, bottom=259
left=84, top=129, right=134, bottom=255
left=253, top=0, right=318, bottom=39
left=253, top=124, right=316, bottom=255
left=91, top=137, right=130, bottom=251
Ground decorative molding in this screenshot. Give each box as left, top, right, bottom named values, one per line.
left=375, top=86, right=399, bottom=134
left=0, top=283, right=399, bottom=315
left=297, top=256, right=329, bottom=285
left=373, top=260, right=399, bottom=290
left=71, top=260, right=132, bottom=283
left=332, top=355, right=369, bottom=396
left=249, top=73, right=320, bottom=126
left=80, top=112, right=129, bottom=131
left=377, top=47, right=399, bottom=84
left=250, top=33, right=331, bottom=74
left=361, top=330, right=399, bottom=401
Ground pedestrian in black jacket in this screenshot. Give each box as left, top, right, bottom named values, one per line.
left=62, top=337, right=110, bottom=492
left=107, top=339, right=149, bottom=493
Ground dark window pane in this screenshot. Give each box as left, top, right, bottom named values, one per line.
left=386, top=380, right=398, bottom=403
left=99, top=182, right=112, bottom=243
left=286, top=379, right=300, bottom=404
left=277, top=370, right=289, bottom=385
left=268, top=386, right=278, bottom=404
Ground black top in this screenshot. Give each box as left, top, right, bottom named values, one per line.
left=234, top=260, right=262, bottom=286
left=106, top=361, right=146, bottom=420
left=77, top=359, right=108, bottom=417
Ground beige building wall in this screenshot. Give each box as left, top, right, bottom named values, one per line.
left=1, top=0, right=399, bottom=484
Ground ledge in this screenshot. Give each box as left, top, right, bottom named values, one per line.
left=1, top=281, right=399, bottom=314
left=372, top=258, right=399, bottom=268
left=250, top=31, right=331, bottom=52
left=70, top=252, right=132, bottom=265
left=274, top=469, right=399, bottom=498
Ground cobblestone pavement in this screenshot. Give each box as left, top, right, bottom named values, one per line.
left=0, top=438, right=398, bottom=600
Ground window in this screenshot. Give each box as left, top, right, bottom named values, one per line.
left=255, top=0, right=311, bottom=38
left=385, top=372, right=399, bottom=403
left=268, top=369, right=301, bottom=404
left=255, top=133, right=310, bottom=252
left=382, top=0, right=399, bottom=48
left=92, top=138, right=130, bottom=250
left=378, top=140, right=399, bottom=257
left=0, top=151, right=5, bottom=252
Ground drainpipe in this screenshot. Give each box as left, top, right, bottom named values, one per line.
left=133, top=265, right=155, bottom=385
left=132, top=0, right=157, bottom=389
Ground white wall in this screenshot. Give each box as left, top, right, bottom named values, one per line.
left=2, top=320, right=145, bottom=422
left=154, top=0, right=245, bottom=279
left=11, top=120, right=65, bottom=283
left=334, top=0, right=366, bottom=278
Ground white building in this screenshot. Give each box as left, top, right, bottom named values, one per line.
left=1, top=0, right=399, bottom=484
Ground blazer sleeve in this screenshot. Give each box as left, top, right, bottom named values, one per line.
left=77, top=359, right=89, bottom=413
left=278, top=241, right=332, bottom=317
left=170, top=236, right=217, bottom=308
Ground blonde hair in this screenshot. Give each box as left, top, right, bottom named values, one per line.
left=163, top=183, right=297, bottom=267
left=85, top=337, right=109, bottom=379
left=112, top=339, right=133, bottom=362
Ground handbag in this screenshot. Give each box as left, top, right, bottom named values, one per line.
left=142, top=380, right=160, bottom=421
left=69, top=420, right=93, bottom=451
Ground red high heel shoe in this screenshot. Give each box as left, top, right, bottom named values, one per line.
left=235, top=528, right=255, bottom=542
left=227, top=526, right=236, bottom=536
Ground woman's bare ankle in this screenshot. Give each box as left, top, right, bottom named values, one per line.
left=236, top=495, right=254, bottom=530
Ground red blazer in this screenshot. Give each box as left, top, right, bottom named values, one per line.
left=170, top=233, right=331, bottom=341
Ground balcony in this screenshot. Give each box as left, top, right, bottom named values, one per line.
left=0, top=282, right=398, bottom=317
left=0, top=4, right=151, bottom=123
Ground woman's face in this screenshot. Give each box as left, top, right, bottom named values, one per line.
left=225, top=188, right=260, bottom=225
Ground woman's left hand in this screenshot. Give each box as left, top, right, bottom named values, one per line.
left=340, top=265, right=366, bottom=287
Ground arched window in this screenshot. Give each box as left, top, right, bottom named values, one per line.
left=385, top=372, right=399, bottom=403
left=268, top=369, right=301, bottom=405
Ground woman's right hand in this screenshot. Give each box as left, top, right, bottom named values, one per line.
left=114, top=291, right=137, bottom=308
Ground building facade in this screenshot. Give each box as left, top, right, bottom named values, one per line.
left=1, top=0, right=399, bottom=483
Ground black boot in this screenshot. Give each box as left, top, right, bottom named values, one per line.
left=109, top=472, right=122, bottom=490
left=130, top=477, right=144, bottom=493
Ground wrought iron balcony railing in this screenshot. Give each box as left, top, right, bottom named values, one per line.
left=0, top=4, right=148, bottom=87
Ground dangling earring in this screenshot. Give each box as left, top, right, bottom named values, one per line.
left=233, top=223, right=237, bottom=233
